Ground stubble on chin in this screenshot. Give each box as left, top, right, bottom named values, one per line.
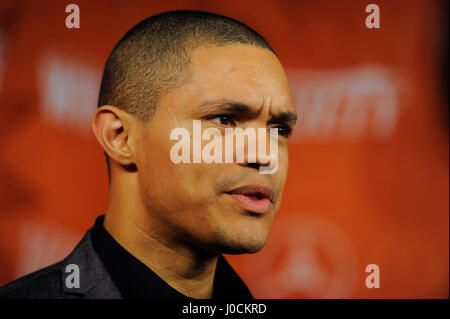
left=210, top=225, right=270, bottom=255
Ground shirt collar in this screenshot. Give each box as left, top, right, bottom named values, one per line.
left=91, top=215, right=253, bottom=299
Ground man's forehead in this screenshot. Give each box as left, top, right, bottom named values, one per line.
left=190, top=44, right=284, bottom=77
left=187, top=45, right=294, bottom=109
left=157, top=44, right=295, bottom=120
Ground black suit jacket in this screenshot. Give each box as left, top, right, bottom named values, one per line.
left=0, top=229, right=122, bottom=299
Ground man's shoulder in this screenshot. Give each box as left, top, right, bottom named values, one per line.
left=0, top=228, right=121, bottom=299
left=0, top=261, right=68, bottom=299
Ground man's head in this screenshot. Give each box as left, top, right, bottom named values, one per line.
left=98, top=10, right=278, bottom=179
left=92, top=10, right=296, bottom=256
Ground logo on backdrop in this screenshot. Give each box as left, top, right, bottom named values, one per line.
left=287, top=65, right=406, bottom=142
left=241, top=213, right=359, bottom=298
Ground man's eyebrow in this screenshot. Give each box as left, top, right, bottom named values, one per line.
left=268, top=112, right=298, bottom=126
left=198, top=99, right=253, bottom=114
left=197, top=99, right=297, bottom=125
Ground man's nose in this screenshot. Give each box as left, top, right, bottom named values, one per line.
left=234, top=126, right=275, bottom=171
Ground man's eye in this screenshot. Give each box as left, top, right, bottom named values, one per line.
left=274, top=126, right=292, bottom=138
left=207, top=115, right=236, bottom=126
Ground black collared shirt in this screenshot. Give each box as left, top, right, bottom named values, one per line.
left=90, top=215, right=253, bottom=299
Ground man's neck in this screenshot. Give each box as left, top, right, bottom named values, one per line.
left=103, top=209, right=218, bottom=299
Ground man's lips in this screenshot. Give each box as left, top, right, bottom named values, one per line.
left=225, top=184, right=275, bottom=214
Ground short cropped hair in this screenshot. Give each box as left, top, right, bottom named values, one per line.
left=97, top=10, right=276, bottom=181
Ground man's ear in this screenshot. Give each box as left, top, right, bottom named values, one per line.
left=91, top=105, right=136, bottom=167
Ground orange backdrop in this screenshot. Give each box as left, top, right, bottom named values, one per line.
left=0, top=0, right=448, bottom=298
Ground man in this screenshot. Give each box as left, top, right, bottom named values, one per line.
left=0, top=10, right=296, bottom=299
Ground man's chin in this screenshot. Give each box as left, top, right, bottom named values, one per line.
left=211, top=230, right=269, bottom=255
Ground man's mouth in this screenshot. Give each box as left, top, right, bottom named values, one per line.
left=225, top=184, right=275, bottom=215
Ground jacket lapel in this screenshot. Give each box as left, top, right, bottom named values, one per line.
left=61, top=229, right=122, bottom=299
